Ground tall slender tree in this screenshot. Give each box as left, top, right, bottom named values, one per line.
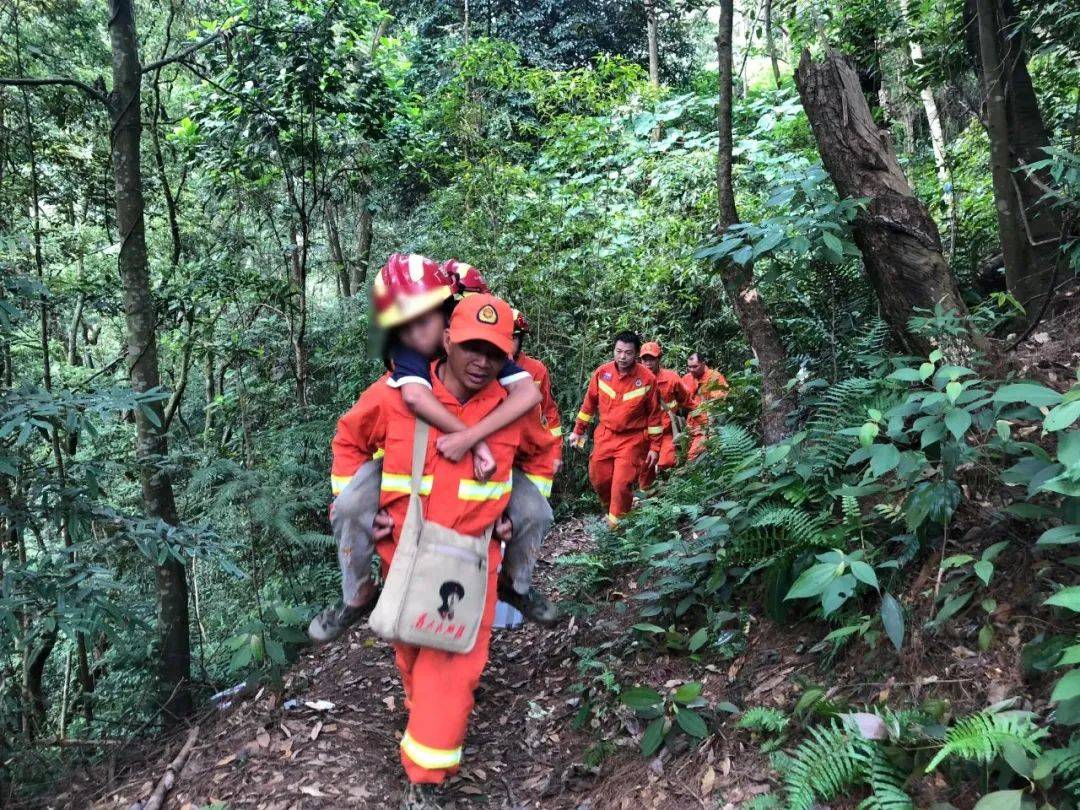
left=716, top=0, right=793, bottom=443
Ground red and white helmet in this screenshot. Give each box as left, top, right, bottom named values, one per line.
left=442, top=259, right=491, bottom=297
left=511, top=308, right=530, bottom=335
left=372, top=253, right=453, bottom=328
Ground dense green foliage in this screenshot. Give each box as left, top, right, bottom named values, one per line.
left=0, top=0, right=1078, bottom=804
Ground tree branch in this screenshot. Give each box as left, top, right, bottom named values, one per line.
left=140, top=29, right=229, bottom=74
left=0, top=75, right=108, bottom=105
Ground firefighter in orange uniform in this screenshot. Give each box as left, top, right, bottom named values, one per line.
left=511, top=309, right=563, bottom=450
left=569, top=331, right=662, bottom=528
left=637, top=341, right=692, bottom=488
left=343, top=294, right=554, bottom=809
left=682, top=351, right=728, bottom=461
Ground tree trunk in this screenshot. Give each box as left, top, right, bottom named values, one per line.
left=325, top=198, right=350, bottom=297
left=764, top=0, right=781, bottom=86
left=794, top=49, right=992, bottom=360
left=288, top=223, right=309, bottom=407
left=67, top=292, right=85, bottom=367
left=646, top=0, right=660, bottom=89
left=716, top=0, right=793, bottom=443
left=107, top=0, right=191, bottom=728
left=899, top=0, right=950, bottom=219
left=352, top=189, right=374, bottom=295
left=969, top=0, right=1062, bottom=317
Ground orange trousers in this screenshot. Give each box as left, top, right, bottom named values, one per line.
left=378, top=540, right=501, bottom=784
left=589, top=425, right=647, bottom=527
left=639, top=430, right=677, bottom=489
left=687, top=413, right=710, bottom=461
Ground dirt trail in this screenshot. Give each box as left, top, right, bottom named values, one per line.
left=54, top=521, right=631, bottom=809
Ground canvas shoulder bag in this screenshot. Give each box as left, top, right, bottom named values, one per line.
left=368, top=418, right=492, bottom=654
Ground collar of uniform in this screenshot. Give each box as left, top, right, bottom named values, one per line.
left=610, top=360, right=641, bottom=379
left=430, top=360, right=507, bottom=410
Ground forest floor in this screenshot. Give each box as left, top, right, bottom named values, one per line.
left=49, top=518, right=784, bottom=810
left=46, top=513, right=1054, bottom=810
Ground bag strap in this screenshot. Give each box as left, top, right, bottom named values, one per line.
left=410, top=418, right=431, bottom=496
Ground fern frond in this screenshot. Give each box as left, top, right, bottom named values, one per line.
left=857, top=745, right=914, bottom=810
left=738, top=706, right=790, bottom=734
left=1050, top=739, right=1080, bottom=800
left=925, top=711, right=1047, bottom=772
left=784, top=721, right=871, bottom=810
left=725, top=506, right=832, bottom=564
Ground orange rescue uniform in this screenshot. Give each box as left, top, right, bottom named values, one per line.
left=515, top=352, right=562, bottom=441
left=345, top=364, right=548, bottom=785
left=682, top=366, right=728, bottom=461
left=639, top=368, right=692, bottom=488
left=573, top=361, right=662, bottom=527
left=329, top=373, right=390, bottom=497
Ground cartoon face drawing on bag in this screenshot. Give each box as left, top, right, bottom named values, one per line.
left=438, top=581, right=466, bottom=620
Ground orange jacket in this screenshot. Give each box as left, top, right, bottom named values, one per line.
left=336, top=363, right=547, bottom=540
left=330, top=373, right=390, bottom=496
left=655, top=368, right=692, bottom=432
left=515, top=353, right=561, bottom=439
left=682, top=367, right=728, bottom=430
left=573, top=361, right=662, bottom=453
left=514, top=404, right=561, bottom=498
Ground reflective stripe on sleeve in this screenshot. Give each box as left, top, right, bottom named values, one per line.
left=548, top=425, right=563, bottom=437
left=373, top=448, right=385, bottom=460
left=622, top=384, right=651, bottom=401
left=400, top=732, right=462, bottom=771
left=381, top=472, right=433, bottom=495
left=458, top=477, right=513, bottom=501
left=576, top=411, right=593, bottom=423
left=597, top=380, right=617, bottom=399
left=647, top=426, right=664, bottom=435
left=525, top=474, right=553, bottom=498
left=331, top=474, right=352, bottom=496
left=606, top=513, right=619, bottom=528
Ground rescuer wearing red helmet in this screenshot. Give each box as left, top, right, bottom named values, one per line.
left=569, top=330, right=662, bottom=528
left=637, top=341, right=692, bottom=488
left=442, top=259, right=490, bottom=297
left=310, top=255, right=552, bottom=643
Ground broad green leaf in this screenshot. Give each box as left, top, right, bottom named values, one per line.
left=1050, top=669, right=1080, bottom=703
left=919, top=362, right=935, bottom=381
left=945, top=408, right=972, bottom=440
left=785, top=563, right=839, bottom=600
left=880, top=592, right=904, bottom=651
left=972, top=790, right=1024, bottom=810
left=887, top=367, right=923, bottom=382
left=1045, top=587, right=1080, bottom=612
left=621, top=687, right=663, bottom=710
left=994, top=383, right=1063, bottom=407
left=850, top=561, right=879, bottom=590
left=1038, top=525, right=1080, bottom=545
left=869, top=443, right=900, bottom=477
left=687, top=627, right=708, bottom=652
left=1045, top=400, right=1080, bottom=432
left=974, top=560, right=993, bottom=587
left=673, top=681, right=703, bottom=704
left=675, top=707, right=708, bottom=738
left=641, top=716, right=666, bottom=756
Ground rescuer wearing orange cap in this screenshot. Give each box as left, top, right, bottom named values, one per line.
left=637, top=341, right=692, bottom=488
left=682, top=351, right=729, bottom=460
left=309, top=255, right=550, bottom=645
left=337, top=294, right=553, bottom=809
left=569, top=331, right=663, bottom=528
